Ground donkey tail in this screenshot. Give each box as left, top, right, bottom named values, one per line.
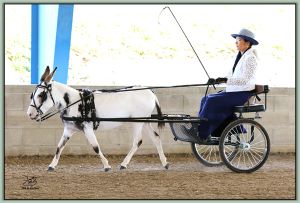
left=155, top=98, right=165, bottom=130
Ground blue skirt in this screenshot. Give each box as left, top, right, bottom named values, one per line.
left=198, top=91, right=252, bottom=138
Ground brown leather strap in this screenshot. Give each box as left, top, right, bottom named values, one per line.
left=255, top=85, right=264, bottom=94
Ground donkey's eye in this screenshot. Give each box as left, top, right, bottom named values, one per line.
left=30, top=93, right=33, bottom=99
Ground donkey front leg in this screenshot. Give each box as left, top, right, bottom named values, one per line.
left=48, top=126, right=76, bottom=171
left=83, top=123, right=111, bottom=172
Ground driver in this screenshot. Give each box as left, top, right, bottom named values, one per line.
left=198, top=28, right=259, bottom=143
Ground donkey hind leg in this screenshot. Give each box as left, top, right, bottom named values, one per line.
left=144, top=123, right=169, bottom=169
left=48, top=126, right=76, bottom=171
left=120, top=123, right=144, bottom=170
left=83, top=122, right=111, bottom=172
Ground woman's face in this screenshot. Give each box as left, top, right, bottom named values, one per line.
left=235, top=37, right=251, bottom=52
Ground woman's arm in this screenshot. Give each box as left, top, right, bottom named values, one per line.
left=227, top=56, right=257, bottom=86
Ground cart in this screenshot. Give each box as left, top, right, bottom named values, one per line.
left=168, top=85, right=270, bottom=173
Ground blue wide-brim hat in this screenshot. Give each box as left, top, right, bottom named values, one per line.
left=231, top=28, right=259, bottom=45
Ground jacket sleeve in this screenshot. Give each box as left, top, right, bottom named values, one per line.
left=227, top=56, right=257, bottom=86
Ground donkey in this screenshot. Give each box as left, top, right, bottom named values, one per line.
left=27, top=67, right=169, bottom=172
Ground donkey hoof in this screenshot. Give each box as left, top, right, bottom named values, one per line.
left=164, top=163, right=170, bottom=170
left=104, top=168, right=111, bottom=172
left=47, top=167, right=55, bottom=172
left=120, top=165, right=127, bottom=170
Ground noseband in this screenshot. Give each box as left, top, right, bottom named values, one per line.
left=30, top=82, right=55, bottom=117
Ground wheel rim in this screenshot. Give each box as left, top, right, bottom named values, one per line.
left=222, top=122, right=268, bottom=171
left=194, top=143, right=222, bottom=165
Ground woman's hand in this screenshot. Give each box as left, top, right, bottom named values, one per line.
left=207, top=78, right=216, bottom=85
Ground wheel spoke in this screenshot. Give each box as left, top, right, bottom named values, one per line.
left=251, top=146, right=266, bottom=150
left=251, top=140, right=264, bottom=146
left=214, top=147, right=219, bottom=162
left=248, top=150, right=261, bottom=164
left=251, top=147, right=264, bottom=156
left=192, top=143, right=222, bottom=166
left=207, top=147, right=213, bottom=162
left=245, top=150, right=254, bottom=168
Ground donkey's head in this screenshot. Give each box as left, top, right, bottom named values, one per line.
left=27, top=66, right=57, bottom=121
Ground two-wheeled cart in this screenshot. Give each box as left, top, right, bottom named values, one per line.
left=168, top=84, right=270, bottom=173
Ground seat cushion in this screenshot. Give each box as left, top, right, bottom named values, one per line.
left=234, top=104, right=265, bottom=113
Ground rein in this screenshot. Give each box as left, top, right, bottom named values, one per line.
left=36, top=83, right=210, bottom=122
left=79, top=83, right=209, bottom=93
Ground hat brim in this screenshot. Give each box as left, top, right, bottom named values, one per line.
left=231, top=34, right=259, bottom=45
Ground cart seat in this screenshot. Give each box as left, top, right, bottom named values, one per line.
left=234, top=104, right=265, bottom=113
left=234, top=85, right=269, bottom=114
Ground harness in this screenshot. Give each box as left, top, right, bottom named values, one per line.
left=76, top=89, right=99, bottom=130
left=30, top=83, right=99, bottom=128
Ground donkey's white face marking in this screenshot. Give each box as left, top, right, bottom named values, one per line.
left=27, top=82, right=54, bottom=121
left=27, top=66, right=57, bottom=121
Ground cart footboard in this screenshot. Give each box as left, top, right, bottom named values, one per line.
left=168, top=115, right=200, bottom=143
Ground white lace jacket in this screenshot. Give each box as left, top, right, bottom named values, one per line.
left=226, top=48, right=258, bottom=92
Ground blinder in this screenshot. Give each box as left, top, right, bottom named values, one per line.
left=30, top=83, right=55, bottom=116
left=39, top=91, right=48, bottom=103
left=30, top=91, right=47, bottom=102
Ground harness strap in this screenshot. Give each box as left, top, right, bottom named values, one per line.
left=67, top=89, right=100, bottom=130
left=61, top=115, right=207, bottom=123
left=39, top=108, right=58, bottom=121
left=79, top=92, right=85, bottom=119
left=90, top=93, right=99, bottom=130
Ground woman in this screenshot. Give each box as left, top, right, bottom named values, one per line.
left=197, top=28, right=259, bottom=142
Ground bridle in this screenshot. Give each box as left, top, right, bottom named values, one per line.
left=30, top=82, right=55, bottom=120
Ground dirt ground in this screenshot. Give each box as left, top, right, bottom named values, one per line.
left=4, top=153, right=296, bottom=200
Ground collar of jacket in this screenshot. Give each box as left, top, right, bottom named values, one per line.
left=242, top=47, right=258, bottom=58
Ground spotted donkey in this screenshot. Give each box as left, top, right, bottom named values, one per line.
left=27, top=67, right=169, bottom=172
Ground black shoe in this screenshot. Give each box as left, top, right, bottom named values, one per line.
left=197, top=134, right=213, bottom=144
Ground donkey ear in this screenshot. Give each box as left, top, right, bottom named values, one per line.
left=45, top=67, right=58, bottom=83
left=40, top=66, right=50, bottom=82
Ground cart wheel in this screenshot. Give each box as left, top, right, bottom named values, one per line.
left=191, top=142, right=223, bottom=167
left=219, top=119, right=270, bottom=173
